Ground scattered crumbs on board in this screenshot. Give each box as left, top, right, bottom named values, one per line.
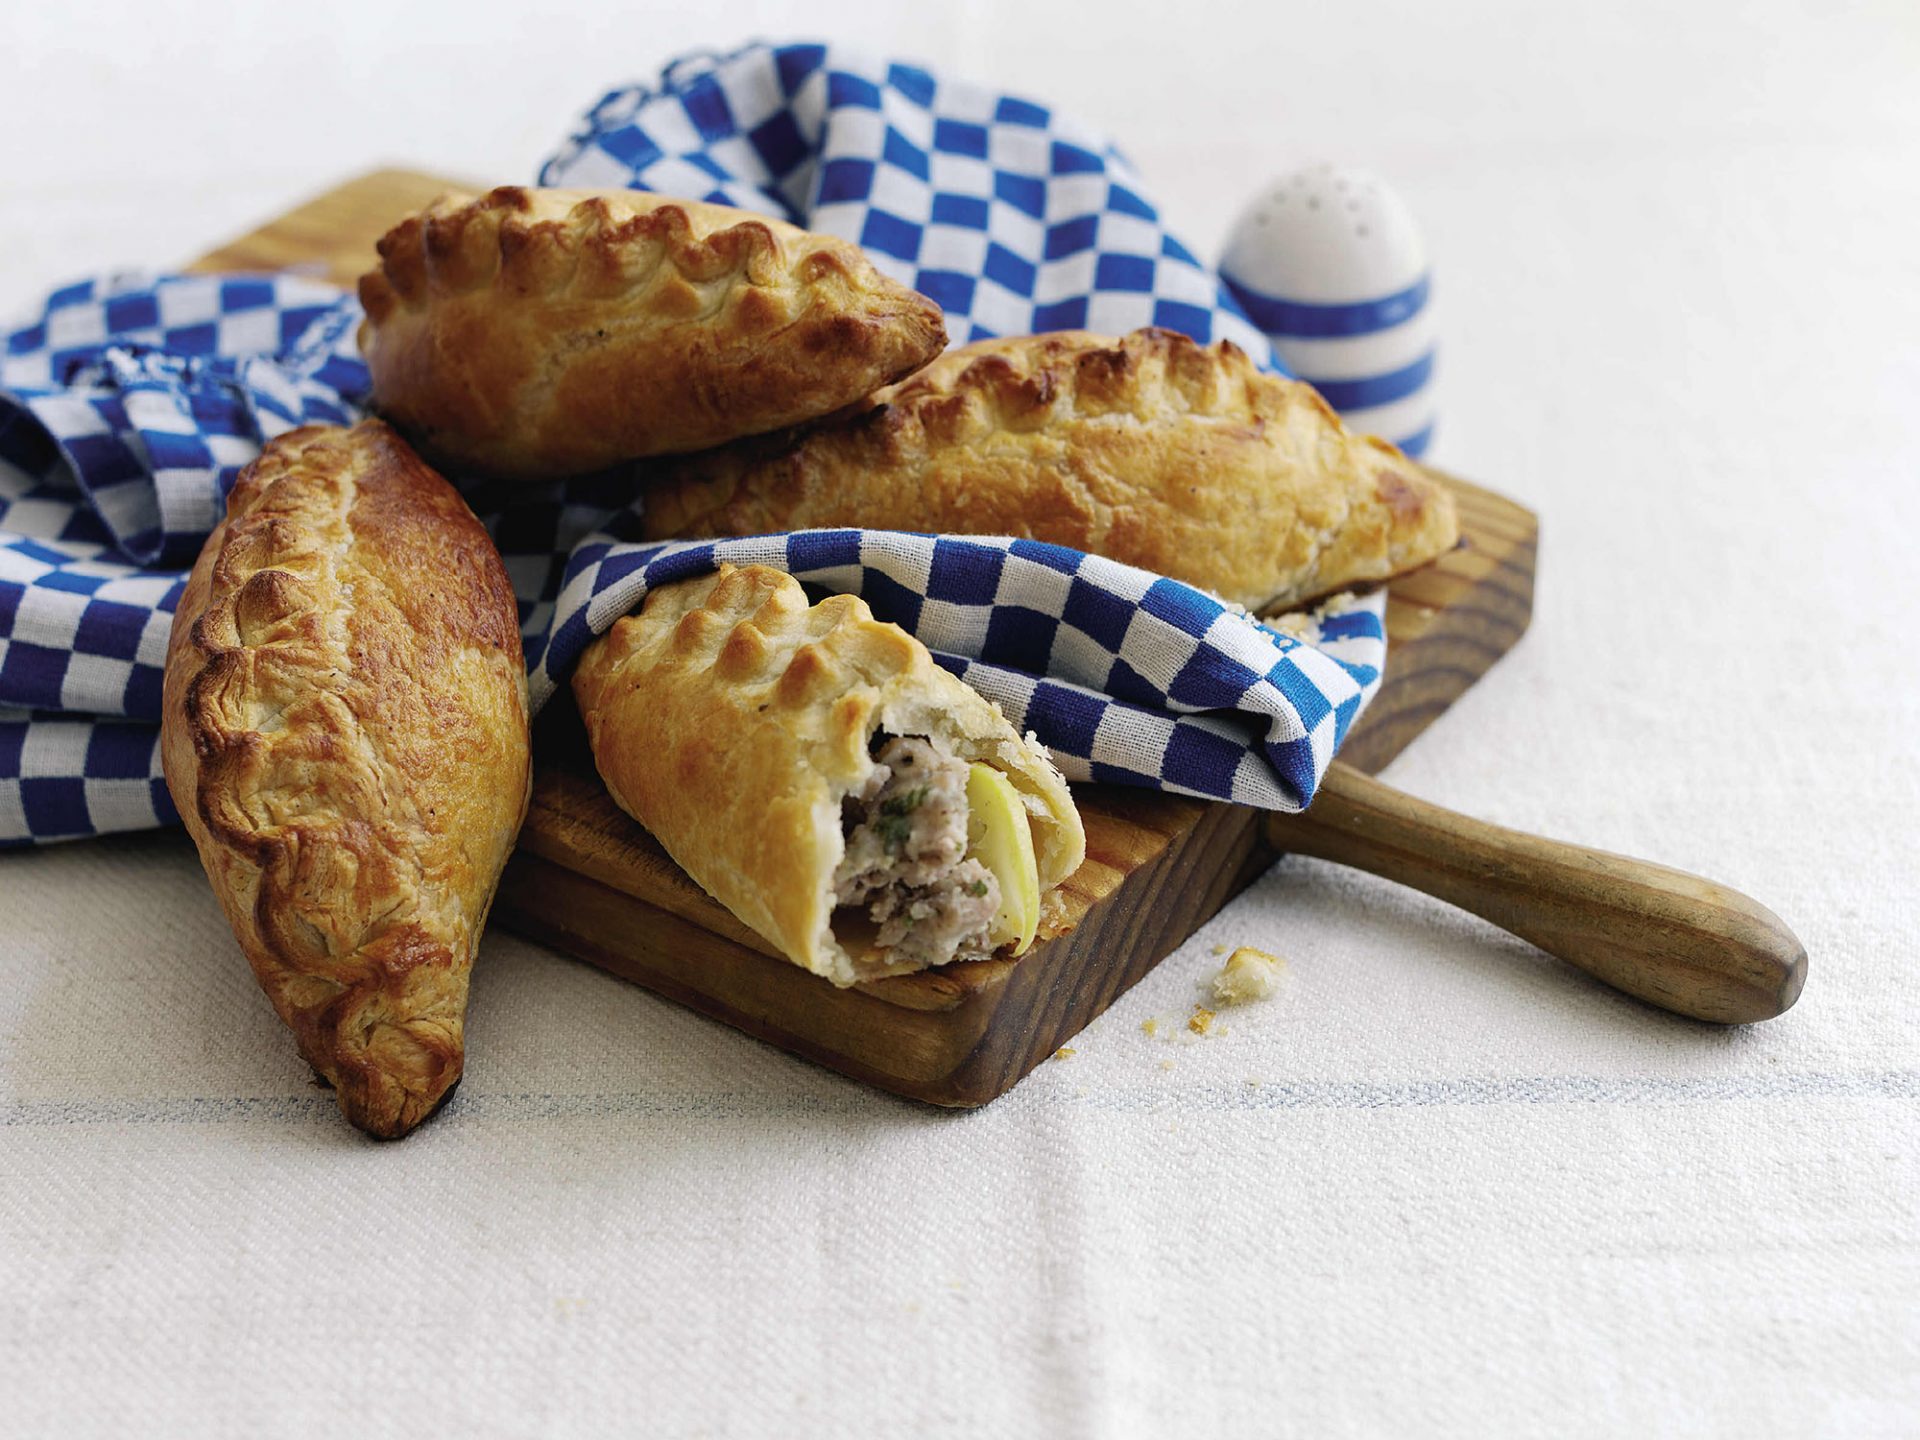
left=1212, top=946, right=1287, bottom=1006
left=1188, top=1006, right=1216, bottom=1036
left=1052, top=1046, right=1076, bottom=1061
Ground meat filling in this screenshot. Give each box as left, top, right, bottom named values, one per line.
left=833, top=735, right=1001, bottom=969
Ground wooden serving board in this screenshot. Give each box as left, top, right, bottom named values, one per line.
left=193, top=169, right=1539, bottom=1105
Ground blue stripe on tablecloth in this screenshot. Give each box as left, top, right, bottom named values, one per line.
left=6, top=1069, right=1914, bottom=1126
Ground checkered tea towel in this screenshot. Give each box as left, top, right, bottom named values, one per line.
left=0, top=40, right=1387, bottom=846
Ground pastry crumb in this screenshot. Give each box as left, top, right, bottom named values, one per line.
left=1140, top=1017, right=1159, bottom=1037
left=1052, top=1046, right=1076, bottom=1061
left=1317, top=592, right=1358, bottom=618
left=1188, top=1006, right=1216, bottom=1036
left=1038, top=887, right=1072, bottom=936
left=1212, top=946, right=1286, bottom=1006
left=1268, top=592, right=1357, bottom=644
left=1209, top=944, right=1227, bottom=956
left=1159, top=1058, right=1176, bottom=1072
left=1267, top=612, right=1316, bottom=641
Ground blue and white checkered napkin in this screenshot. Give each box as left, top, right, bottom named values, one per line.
left=0, top=40, right=1385, bottom=847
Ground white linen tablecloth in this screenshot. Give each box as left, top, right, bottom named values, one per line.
left=2, top=2, right=1916, bottom=1435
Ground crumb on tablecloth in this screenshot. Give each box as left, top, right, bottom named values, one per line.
left=1212, top=946, right=1286, bottom=1006
left=1052, top=1046, right=1076, bottom=1061
left=1268, top=592, right=1358, bottom=643
left=1141, top=1017, right=1159, bottom=1037
left=1188, top=1006, right=1215, bottom=1036
left=1266, top=612, right=1315, bottom=641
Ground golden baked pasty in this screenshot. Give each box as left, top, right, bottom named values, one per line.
left=572, top=564, right=1085, bottom=987
left=642, top=328, right=1459, bottom=613
left=161, top=421, right=531, bottom=1138
left=358, top=186, right=948, bottom=478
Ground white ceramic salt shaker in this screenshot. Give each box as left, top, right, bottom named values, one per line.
left=1219, top=164, right=1436, bottom=457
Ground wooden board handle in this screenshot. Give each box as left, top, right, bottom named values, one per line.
left=1266, top=763, right=1807, bottom=1023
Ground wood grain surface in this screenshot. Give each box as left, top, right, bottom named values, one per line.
left=191, top=168, right=1542, bottom=1105
left=1267, top=765, right=1807, bottom=1024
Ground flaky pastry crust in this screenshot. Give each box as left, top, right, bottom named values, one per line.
left=161, top=421, right=531, bottom=1138
left=642, top=328, right=1459, bottom=613
left=358, top=186, right=948, bottom=478
left=572, top=564, right=1085, bottom=987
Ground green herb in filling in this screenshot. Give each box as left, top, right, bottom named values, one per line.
left=873, top=786, right=930, bottom=853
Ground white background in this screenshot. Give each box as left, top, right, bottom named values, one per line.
left=4, top=2, right=1918, bottom=1436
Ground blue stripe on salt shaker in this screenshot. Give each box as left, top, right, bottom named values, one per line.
left=1219, top=165, right=1437, bottom=458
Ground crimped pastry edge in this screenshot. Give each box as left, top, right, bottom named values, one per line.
left=573, top=564, right=1084, bottom=986
left=639, top=326, right=1460, bottom=611
left=355, top=186, right=950, bottom=476
left=359, top=186, right=887, bottom=318
left=163, top=420, right=529, bottom=1137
